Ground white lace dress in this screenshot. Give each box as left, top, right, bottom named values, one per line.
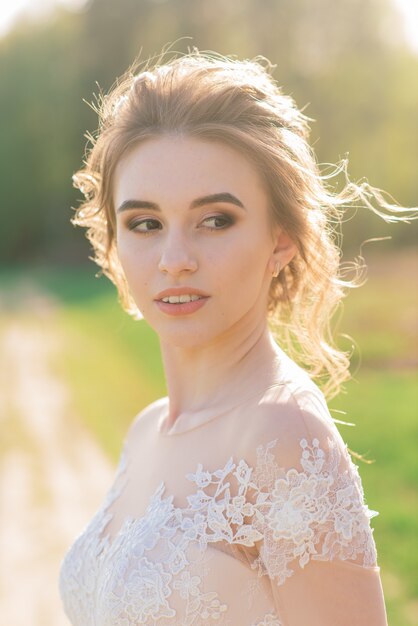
left=59, top=356, right=387, bottom=625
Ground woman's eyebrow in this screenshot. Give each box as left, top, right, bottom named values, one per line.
left=116, top=192, right=246, bottom=214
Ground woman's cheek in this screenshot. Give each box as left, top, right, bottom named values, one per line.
left=117, top=244, right=140, bottom=294
left=118, top=236, right=144, bottom=273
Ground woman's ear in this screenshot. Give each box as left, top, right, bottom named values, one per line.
left=269, top=226, right=298, bottom=273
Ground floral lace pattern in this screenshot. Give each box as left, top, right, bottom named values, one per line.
left=59, top=436, right=378, bottom=625
left=249, top=438, right=378, bottom=585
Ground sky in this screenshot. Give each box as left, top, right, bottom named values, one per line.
left=0, top=0, right=88, bottom=38
left=393, top=0, right=418, bottom=54
left=0, top=0, right=417, bottom=54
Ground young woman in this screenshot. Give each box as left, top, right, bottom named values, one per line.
left=58, top=49, right=413, bottom=625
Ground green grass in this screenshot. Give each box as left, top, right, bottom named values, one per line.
left=1, top=250, right=417, bottom=625
left=333, top=249, right=418, bottom=370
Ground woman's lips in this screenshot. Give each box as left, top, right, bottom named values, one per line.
left=155, top=296, right=210, bottom=316
left=154, top=287, right=210, bottom=299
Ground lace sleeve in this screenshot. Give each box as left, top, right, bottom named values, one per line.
left=249, top=435, right=379, bottom=585
left=245, top=414, right=388, bottom=625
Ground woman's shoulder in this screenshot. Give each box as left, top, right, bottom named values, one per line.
left=238, top=372, right=346, bottom=471
left=124, top=395, right=169, bottom=441
left=263, top=347, right=337, bottom=433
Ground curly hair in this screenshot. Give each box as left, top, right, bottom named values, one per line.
left=71, top=46, right=416, bottom=403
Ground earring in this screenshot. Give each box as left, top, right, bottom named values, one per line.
left=272, top=260, right=281, bottom=278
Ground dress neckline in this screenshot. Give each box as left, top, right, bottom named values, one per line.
left=157, top=380, right=290, bottom=437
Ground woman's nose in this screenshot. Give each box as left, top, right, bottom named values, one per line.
left=158, top=232, right=198, bottom=276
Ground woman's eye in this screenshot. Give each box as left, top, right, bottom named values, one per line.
left=202, top=214, right=234, bottom=230
left=128, top=218, right=161, bottom=233
left=127, top=213, right=234, bottom=234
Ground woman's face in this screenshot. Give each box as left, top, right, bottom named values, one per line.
left=113, top=134, right=294, bottom=348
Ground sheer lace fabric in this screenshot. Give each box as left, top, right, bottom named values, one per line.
left=59, top=367, right=387, bottom=625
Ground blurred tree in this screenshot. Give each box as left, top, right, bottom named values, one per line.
left=0, top=10, right=91, bottom=262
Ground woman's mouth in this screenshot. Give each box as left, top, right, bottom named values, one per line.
left=160, top=294, right=203, bottom=304
left=155, top=296, right=210, bottom=316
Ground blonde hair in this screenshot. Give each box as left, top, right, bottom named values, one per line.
left=72, top=47, right=416, bottom=403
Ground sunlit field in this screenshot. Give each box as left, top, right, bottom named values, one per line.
left=0, top=248, right=417, bottom=625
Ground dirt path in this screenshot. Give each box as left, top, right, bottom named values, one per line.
left=0, top=283, right=115, bottom=625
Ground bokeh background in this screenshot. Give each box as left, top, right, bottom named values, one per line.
left=0, top=0, right=417, bottom=624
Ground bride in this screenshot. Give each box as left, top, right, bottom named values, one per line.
left=58, top=48, right=412, bottom=625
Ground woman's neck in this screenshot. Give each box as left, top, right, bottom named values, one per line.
left=159, top=321, right=286, bottom=429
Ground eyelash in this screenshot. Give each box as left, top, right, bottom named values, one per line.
left=127, top=213, right=235, bottom=235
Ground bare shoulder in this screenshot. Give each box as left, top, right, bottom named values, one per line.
left=125, top=396, right=168, bottom=441
left=239, top=379, right=345, bottom=468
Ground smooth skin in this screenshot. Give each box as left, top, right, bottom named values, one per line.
left=113, top=134, right=297, bottom=431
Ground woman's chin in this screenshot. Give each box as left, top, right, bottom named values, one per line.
left=155, top=322, right=227, bottom=351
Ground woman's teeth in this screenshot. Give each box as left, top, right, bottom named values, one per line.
left=161, top=294, right=203, bottom=303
